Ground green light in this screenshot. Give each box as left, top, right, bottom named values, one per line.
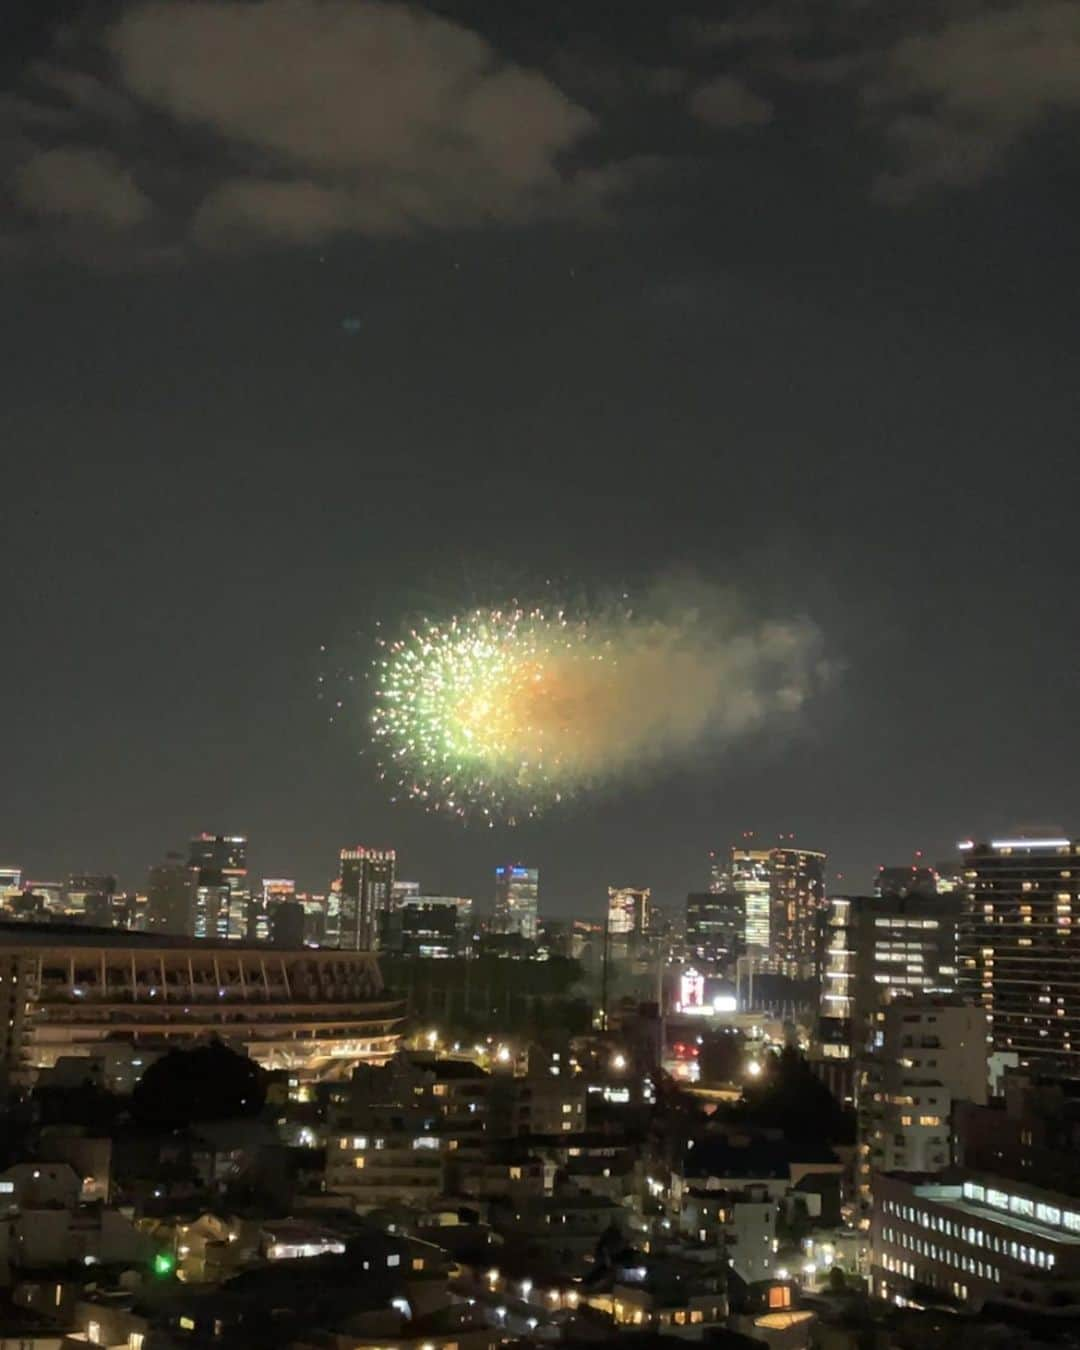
left=153, top=1252, right=175, bottom=1277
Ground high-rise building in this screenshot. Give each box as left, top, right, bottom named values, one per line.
left=493, top=865, right=539, bottom=942
left=769, top=847, right=826, bottom=976
left=685, top=892, right=742, bottom=966
left=958, top=836, right=1080, bottom=1072
left=709, top=842, right=826, bottom=975
left=857, top=995, right=988, bottom=1216
left=338, top=847, right=396, bottom=950
left=606, top=886, right=650, bottom=960
left=0, top=868, right=21, bottom=896
left=146, top=853, right=194, bottom=933
left=188, top=834, right=249, bottom=941
left=254, top=878, right=296, bottom=945
left=817, top=892, right=960, bottom=1058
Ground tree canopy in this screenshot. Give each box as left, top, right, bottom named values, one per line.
left=131, top=1040, right=266, bottom=1129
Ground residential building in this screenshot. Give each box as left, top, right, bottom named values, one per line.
left=493, top=865, right=538, bottom=942
left=488, top=1073, right=587, bottom=1136
left=954, top=1070, right=1080, bottom=1194
left=857, top=996, right=988, bottom=1217
left=958, top=836, right=1080, bottom=1071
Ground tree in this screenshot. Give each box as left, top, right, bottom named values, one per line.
left=828, top=1265, right=847, bottom=1293
left=131, top=1040, right=265, bottom=1129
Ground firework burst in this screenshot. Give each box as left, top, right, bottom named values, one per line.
left=371, top=606, right=605, bottom=822
left=369, top=594, right=823, bottom=823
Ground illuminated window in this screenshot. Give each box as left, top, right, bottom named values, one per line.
left=88, top=1323, right=101, bottom=1345
left=767, top=1286, right=791, bottom=1310
left=918, top=1116, right=941, bottom=1127
left=412, top=1257, right=424, bottom=1271
left=129, top=1337, right=144, bottom=1350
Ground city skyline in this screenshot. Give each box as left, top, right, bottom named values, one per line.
left=1, top=826, right=998, bottom=918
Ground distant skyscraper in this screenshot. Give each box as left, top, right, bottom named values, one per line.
left=0, top=867, right=21, bottom=895
left=770, top=846, right=827, bottom=976
left=710, top=840, right=826, bottom=976
left=338, top=847, right=396, bottom=950
left=685, top=892, right=742, bottom=965
left=146, top=853, right=194, bottom=933
left=64, top=875, right=117, bottom=924
left=494, top=865, right=539, bottom=942
left=255, top=878, right=296, bottom=945
left=607, top=887, right=650, bottom=958
left=958, top=836, right=1080, bottom=1071
left=188, top=834, right=248, bottom=940
left=391, top=880, right=421, bottom=907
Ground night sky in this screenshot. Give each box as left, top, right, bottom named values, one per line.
left=4, top=1, right=1079, bottom=915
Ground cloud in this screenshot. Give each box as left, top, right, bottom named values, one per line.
left=868, top=1, right=1080, bottom=197
left=9, top=0, right=637, bottom=258
left=689, top=76, right=773, bottom=129
left=13, top=148, right=153, bottom=230
left=682, top=0, right=1080, bottom=199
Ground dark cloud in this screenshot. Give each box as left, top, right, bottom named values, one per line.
left=14, top=146, right=153, bottom=228
left=687, top=0, right=1080, bottom=200
left=7, top=0, right=641, bottom=256
left=688, top=76, right=773, bottom=129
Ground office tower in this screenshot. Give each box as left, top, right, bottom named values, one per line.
left=63, top=874, right=117, bottom=921
left=295, top=892, right=329, bottom=945
left=270, top=900, right=306, bottom=948
left=958, top=836, right=1080, bottom=1072
left=253, top=879, right=296, bottom=945
left=338, top=847, right=396, bottom=950
left=146, top=853, right=194, bottom=933
left=729, top=848, right=772, bottom=953
left=493, top=865, right=539, bottom=942
left=391, top=880, right=421, bottom=907
left=381, top=896, right=472, bottom=958
left=858, top=995, right=988, bottom=1211
left=769, top=846, right=827, bottom=976
left=188, top=834, right=249, bottom=941
left=817, top=892, right=960, bottom=1058
left=685, top=891, right=743, bottom=966
left=393, top=901, right=461, bottom=959
left=607, top=886, right=650, bottom=960
left=709, top=841, right=826, bottom=974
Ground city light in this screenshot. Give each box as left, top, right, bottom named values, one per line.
left=745, top=1060, right=762, bottom=1078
